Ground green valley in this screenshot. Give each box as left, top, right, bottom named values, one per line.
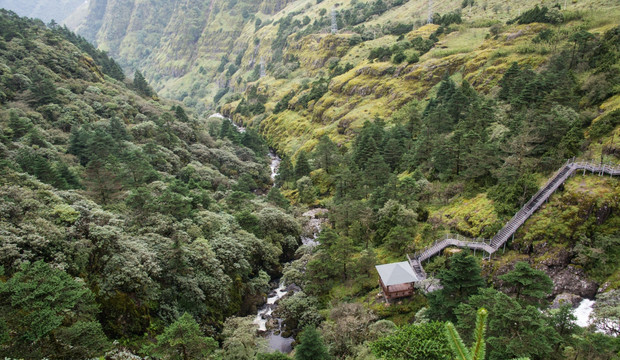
left=0, top=0, right=619, bottom=359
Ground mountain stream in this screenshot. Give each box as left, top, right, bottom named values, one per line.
left=212, top=114, right=324, bottom=353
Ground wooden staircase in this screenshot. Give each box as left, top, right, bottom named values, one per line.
left=408, top=160, right=620, bottom=280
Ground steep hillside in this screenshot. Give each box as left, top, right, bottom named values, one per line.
left=5, top=2, right=620, bottom=359
left=0, top=0, right=84, bottom=23
left=75, top=0, right=620, bottom=156
left=0, top=10, right=299, bottom=358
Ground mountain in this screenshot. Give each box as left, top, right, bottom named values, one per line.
left=2, top=2, right=620, bottom=359
left=74, top=0, right=620, bottom=156
left=0, top=10, right=298, bottom=358
left=0, top=0, right=84, bottom=23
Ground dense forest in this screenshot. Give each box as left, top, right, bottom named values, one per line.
left=1, top=0, right=620, bottom=359
left=0, top=10, right=301, bottom=359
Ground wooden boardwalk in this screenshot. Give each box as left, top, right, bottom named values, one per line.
left=408, top=160, right=620, bottom=280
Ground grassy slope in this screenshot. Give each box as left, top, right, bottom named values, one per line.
left=75, top=0, right=619, bottom=156
left=215, top=0, right=620, bottom=157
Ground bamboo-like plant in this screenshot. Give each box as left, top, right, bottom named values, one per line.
left=445, top=308, right=529, bottom=360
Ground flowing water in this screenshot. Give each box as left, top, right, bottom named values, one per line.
left=268, top=151, right=281, bottom=181
left=212, top=113, right=325, bottom=353
left=209, top=113, right=246, bottom=133
left=573, top=299, right=595, bottom=327
left=211, top=113, right=601, bottom=346
left=252, top=207, right=325, bottom=353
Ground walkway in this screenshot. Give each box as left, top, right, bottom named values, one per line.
left=408, top=160, right=620, bottom=280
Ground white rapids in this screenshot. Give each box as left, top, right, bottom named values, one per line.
left=573, top=299, right=595, bottom=327
left=209, top=113, right=245, bottom=133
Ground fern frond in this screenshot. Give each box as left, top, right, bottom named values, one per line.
left=445, top=322, right=472, bottom=360
left=471, top=308, right=488, bottom=360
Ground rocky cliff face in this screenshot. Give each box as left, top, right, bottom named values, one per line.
left=73, top=0, right=295, bottom=111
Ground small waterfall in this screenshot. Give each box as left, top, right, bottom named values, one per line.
left=211, top=113, right=326, bottom=353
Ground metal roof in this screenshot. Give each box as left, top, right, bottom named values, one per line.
left=375, top=261, right=419, bottom=286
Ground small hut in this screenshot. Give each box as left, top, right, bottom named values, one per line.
left=375, top=261, right=419, bottom=300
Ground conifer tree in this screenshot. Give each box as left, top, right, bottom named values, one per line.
left=428, top=252, right=485, bottom=322
left=267, top=187, right=290, bottom=209
left=174, top=106, right=189, bottom=122
left=133, top=70, right=153, bottom=97
left=313, top=135, right=340, bottom=173
left=382, top=137, right=405, bottom=171
left=295, top=326, right=330, bottom=360
left=499, top=262, right=553, bottom=306
left=0, top=261, right=110, bottom=358
left=277, top=157, right=294, bottom=186
left=294, top=151, right=311, bottom=179
left=445, top=308, right=488, bottom=360
left=108, top=117, right=129, bottom=142
left=30, top=78, right=57, bottom=106
left=7, top=110, right=31, bottom=139
left=498, top=62, right=521, bottom=101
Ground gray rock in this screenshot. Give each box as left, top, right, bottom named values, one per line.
left=551, top=293, right=582, bottom=309
left=547, top=265, right=598, bottom=298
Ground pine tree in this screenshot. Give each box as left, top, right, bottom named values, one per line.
left=8, top=110, right=32, bottom=139
left=277, top=157, right=295, bottom=186
left=133, top=70, right=153, bottom=97
left=363, top=153, right=390, bottom=191
left=499, top=262, right=553, bottom=306
left=294, top=151, right=311, bottom=179
left=68, top=126, right=90, bottom=165
left=382, top=137, right=405, bottom=171
left=428, top=252, right=485, bottom=322
left=294, top=326, right=330, bottom=360
left=313, top=135, right=340, bottom=173
left=445, top=308, right=488, bottom=360
left=30, top=78, right=58, bottom=106
left=174, top=106, right=189, bottom=122
left=267, top=187, right=290, bottom=209
left=0, top=261, right=110, bottom=358
left=296, top=176, right=316, bottom=204
left=108, top=117, right=129, bottom=142
left=498, top=62, right=521, bottom=101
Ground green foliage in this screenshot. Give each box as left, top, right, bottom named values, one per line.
left=591, top=290, right=620, bottom=336
left=222, top=316, right=267, bottom=360
left=508, top=6, right=563, bottom=25
left=427, top=253, right=485, bottom=322
left=278, top=292, right=322, bottom=332
left=589, top=109, right=620, bottom=140
left=370, top=321, right=451, bottom=360
left=445, top=308, right=488, bottom=360
left=274, top=91, right=294, bottom=113
left=295, top=326, right=330, bottom=360
left=456, top=288, right=560, bottom=360
left=29, top=76, right=58, bottom=106
left=258, top=352, right=291, bottom=359
left=267, top=186, right=290, bottom=209
left=0, top=11, right=292, bottom=358
left=294, top=151, right=311, bottom=179
left=321, top=303, right=380, bottom=358
left=52, top=25, right=125, bottom=81
left=298, top=78, right=329, bottom=108
left=133, top=70, right=154, bottom=97
left=0, top=261, right=110, bottom=359
left=145, top=312, right=217, bottom=360
left=498, top=262, right=553, bottom=306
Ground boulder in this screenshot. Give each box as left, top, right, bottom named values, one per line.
left=551, top=293, right=582, bottom=309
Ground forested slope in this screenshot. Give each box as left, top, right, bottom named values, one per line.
left=0, top=11, right=300, bottom=358
left=2, top=1, right=620, bottom=359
